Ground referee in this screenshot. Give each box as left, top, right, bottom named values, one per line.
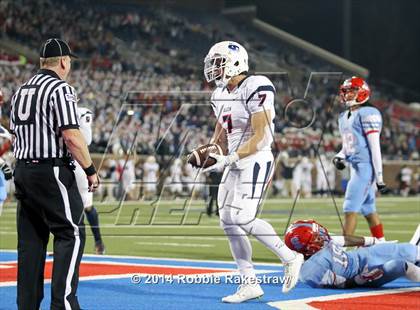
left=10, top=38, right=99, bottom=310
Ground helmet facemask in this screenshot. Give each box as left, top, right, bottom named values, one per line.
left=204, top=42, right=249, bottom=88
left=340, top=87, right=359, bottom=108
left=204, top=54, right=230, bottom=87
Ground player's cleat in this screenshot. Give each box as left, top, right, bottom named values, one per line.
left=222, top=283, right=263, bottom=303
left=95, top=241, right=105, bottom=255
left=282, top=253, right=304, bottom=293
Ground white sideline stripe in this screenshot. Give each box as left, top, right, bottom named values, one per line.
left=267, top=287, right=420, bottom=310
left=0, top=259, right=233, bottom=272
left=0, top=249, right=282, bottom=268
left=54, top=167, right=81, bottom=310
left=136, top=241, right=214, bottom=248
left=81, top=260, right=235, bottom=271
left=0, top=249, right=285, bottom=267
left=111, top=236, right=230, bottom=241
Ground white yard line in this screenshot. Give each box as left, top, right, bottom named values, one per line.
left=0, top=249, right=284, bottom=267
left=136, top=241, right=214, bottom=248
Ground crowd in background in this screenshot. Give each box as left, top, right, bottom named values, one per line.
left=1, top=0, right=419, bottom=201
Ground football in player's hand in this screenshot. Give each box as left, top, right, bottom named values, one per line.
left=188, top=144, right=224, bottom=168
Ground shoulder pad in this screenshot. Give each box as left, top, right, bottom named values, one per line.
left=243, top=75, right=275, bottom=92
left=360, top=105, right=380, bottom=115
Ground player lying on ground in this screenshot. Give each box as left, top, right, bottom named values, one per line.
left=333, top=77, right=387, bottom=239
left=202, top=41, right=304, bottom=303
left=285, top=220, right=420, bottom=288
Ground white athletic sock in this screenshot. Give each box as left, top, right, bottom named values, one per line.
left=224, top=226, right=256, bottom=279
left=241, top=218, right=296, bottom=263
left=405, top=262, right=420, bottom=282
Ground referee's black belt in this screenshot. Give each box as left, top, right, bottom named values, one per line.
left=16, top=158, right=73, bottom=167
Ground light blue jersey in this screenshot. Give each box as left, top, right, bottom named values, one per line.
left=338, top=106, right=382, bottom=164
left=300, top=242, right=418, bottom=288
left=338, top=106, right=382, bottom=215
left=0, top=171, right=6, bottom=202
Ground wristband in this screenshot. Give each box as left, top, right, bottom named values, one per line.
left=363, top=236, right=375, bottom=246
left=84, top=163, right=96, bottom=176
left=330, top=236, right=345, bottom=246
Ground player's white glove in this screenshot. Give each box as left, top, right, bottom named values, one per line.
left=202, top=152, right=239, bottom=173
left=354, top=266, right=384, bottom=285
left=363, top=237, right=398, bottom=246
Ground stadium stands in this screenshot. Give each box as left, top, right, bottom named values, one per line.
left=1, top=0, right=418, bottom=198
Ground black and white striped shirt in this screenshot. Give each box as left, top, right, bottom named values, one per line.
left=10, top=69, right=79, bottom=159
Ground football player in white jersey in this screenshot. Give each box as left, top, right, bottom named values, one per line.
left=316, top=154, right=329, bottom=196
left=74, top=107, right=105, bottom=254
left=202, top=41, right=304, bottom=302
left=143, top=156, right=159, bottom=200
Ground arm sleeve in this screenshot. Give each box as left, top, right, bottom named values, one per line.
left=53, top=85, right=79, bottom=130
left=361, top=111, right=383, bottom=183
left=367, top=132, right=383, bottom=183
left=246, top=84, right=275, bottom=114
left=335, top=115, right=345, bottom=158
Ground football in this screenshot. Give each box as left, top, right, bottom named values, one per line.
left=187, top=143, right=224, bottom=168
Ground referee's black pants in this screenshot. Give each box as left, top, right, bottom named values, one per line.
left=14, top=161, right=86, bottom=310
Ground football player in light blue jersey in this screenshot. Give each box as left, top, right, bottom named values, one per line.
left=333, top=77, right=387, bottom=239
left=285, top=220, right=420, bottom=288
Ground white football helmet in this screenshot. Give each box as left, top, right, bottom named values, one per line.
left=204, top=41, right=249, bottom=87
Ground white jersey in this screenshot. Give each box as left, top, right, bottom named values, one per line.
left=210, top=75, right=276, bottom=154
left=143, top=162, right=159, bottom=183
left=77, top=107, right=93, bottom=145
left=401, top=167, right=413, bottom=183
left=170, top=164, right=183, bottom=183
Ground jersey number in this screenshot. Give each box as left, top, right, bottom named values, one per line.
left=258, top=93, right=266, bottom=106
left=331, top=244, right=348, bottom=268
left=222, top=114, right=233, bottom=134
left=342, top=132, right=355, bottom=154
left=15, top=86, right=38, bottom=124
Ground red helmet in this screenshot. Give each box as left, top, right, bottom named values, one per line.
left=339, top=76, right=370, bottom=107
left=285, top=219, right=331, bottom=258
